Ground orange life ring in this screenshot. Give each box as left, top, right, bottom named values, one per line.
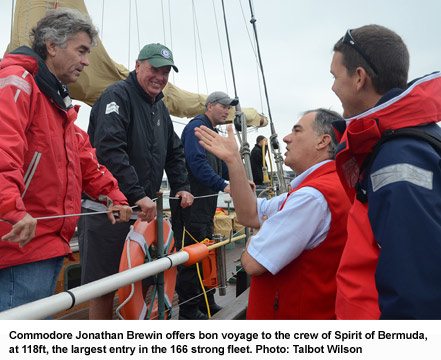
left=118, top=218, right=177, bottom=320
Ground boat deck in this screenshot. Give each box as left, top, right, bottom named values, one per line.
left=57, top=241, right=247, bottom=320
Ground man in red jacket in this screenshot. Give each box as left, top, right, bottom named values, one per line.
left=330, top=25, right=441, bottom=319
left=0, top=8, right=132, bottom=313
left=195, top=109, right=350, bottom=319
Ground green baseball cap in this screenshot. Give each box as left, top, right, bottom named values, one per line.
left=138, top=43, right=178, bottom=72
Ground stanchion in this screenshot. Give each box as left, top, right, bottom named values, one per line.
left=214, top=233, right=227, bottom=296
left=156, top=192, right=165, bottom=320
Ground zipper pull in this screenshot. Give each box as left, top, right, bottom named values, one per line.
left=274, top=291, right=279, bottom=310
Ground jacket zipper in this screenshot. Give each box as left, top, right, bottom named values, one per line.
left=273, top=291, right=279, bottom=319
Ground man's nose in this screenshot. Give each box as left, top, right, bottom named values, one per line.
left=81, top=54, right=90, bottom=66
left=157, top=71, right=169, bottom=81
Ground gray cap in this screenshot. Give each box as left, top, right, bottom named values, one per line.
left=205, top=91, right=238, bottom=106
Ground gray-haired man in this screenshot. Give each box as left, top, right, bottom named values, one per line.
left=195, top=109, right=350, bottom=319
left=0, top=8, right=132, bottom=312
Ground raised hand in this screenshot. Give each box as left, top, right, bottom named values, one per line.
left=194, top=124, right=239, bottom=164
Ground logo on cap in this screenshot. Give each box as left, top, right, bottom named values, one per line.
left=161, top=49, right=171, bottom=59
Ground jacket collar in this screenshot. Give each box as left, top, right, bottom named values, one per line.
left=6, top=46, right=72, bottom=111
left=332, top=72, right=441, bottom=140
left=191, top=114, right=217, bottom=130
left=334, top=72, right=441, bottom=198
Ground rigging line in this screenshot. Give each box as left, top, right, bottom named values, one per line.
left=24, top=0, right=31, bottom=45
left=151, top=262, right=247, bottom=319
left=211, top=0, right=229, bottom=92
left=248, top=0, right=288, bottom=193
left=128, top=0, right=131, bottom=69
left=45, top=0, right=49, bottom=10
left=192, top=0, right=209, bottom=94
left=220, top=0, right=238, bottom=98
left=160, top=0, right=167, bottom=45
left=135, top=0, right=140, bottom=51
left=191, top=0, right=200, bottom=95
left=168, top=0, right=174, bottom=83
left=168, top=193, right=220, bottom=200
left=101, top=0, right=105, bottom=41
left=172, top=119, right=188, bottom=127
left=238, top=0, right=264, bottom=112
left=218, top=125, right=255, bottom=136
left=0, top=193, right=227, bottom=223
left=151, top=233, right=248, bottom=318
left=248, top=0, right=273, bottom=127
left=0, top=204, right=140, bottom=223
left=10, top=0, right=15, bottom=47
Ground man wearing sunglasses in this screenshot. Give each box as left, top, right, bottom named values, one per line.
left=330, top=25, right=441, bottom=319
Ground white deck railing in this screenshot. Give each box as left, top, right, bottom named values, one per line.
left=0, top=251, right=189, bottom=320
left=0, top=233, right=246, bottom=320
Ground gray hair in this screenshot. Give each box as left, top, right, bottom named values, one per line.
left=304, top=108, right=342, bottom=159
left=30, top=8, right=98, bottom=60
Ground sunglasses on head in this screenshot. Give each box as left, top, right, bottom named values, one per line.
left=343, top=29, right=378, bottom=75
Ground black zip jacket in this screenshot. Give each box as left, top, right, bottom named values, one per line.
left=88, top=71, right=190, bottom=204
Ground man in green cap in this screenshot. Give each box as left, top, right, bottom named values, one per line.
left=78, top=43, right=193, bottom=319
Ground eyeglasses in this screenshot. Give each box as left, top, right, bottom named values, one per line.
left=342, top=29, right=378, bottom=75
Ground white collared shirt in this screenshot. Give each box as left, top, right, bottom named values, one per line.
left=247, top=160, right=332, bottom=275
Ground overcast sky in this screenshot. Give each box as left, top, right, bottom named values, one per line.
left=1, top=0, right=440, bottom=164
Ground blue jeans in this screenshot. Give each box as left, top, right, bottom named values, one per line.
left=0, top=256, right=64, bottom=312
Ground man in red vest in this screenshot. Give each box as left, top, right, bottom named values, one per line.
left=195, top=109, right=350, bottom=319
left=330, top=25, right=441, bottom=319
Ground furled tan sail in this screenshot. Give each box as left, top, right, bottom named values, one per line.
left=7, top=0, right=267, bottom=127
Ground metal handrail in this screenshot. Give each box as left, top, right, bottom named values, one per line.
left=0, top=234, right=246, bottom=320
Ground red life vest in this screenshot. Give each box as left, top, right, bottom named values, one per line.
left=246, top=162, right=350, bottom=319
left=335, top=200, right=380, bottom=319
left=335, top=73, right=441, bottom=319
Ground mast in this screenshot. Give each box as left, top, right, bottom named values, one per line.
left=248, top=0, right=288, bottom=194
left=221, top=0, right=253, bottom=183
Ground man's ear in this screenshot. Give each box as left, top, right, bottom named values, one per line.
left=135, top=60, right=141, bottom=72
left=317, top=134, right=331, bottom=150
left=354, top=66, right=369, bottom=91
left=45, top=39, right=57, bottom=57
